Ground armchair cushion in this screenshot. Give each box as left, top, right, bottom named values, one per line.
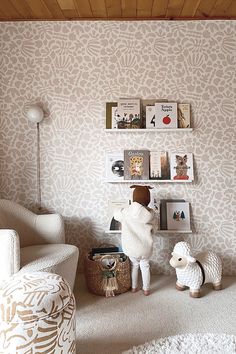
left=0, top=199, right=79, bottom=289
left=20, top=244, right=79, bottom=289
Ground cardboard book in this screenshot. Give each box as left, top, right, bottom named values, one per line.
left=124, top=150, right=150, bottom=180
left=117, top=98, right=141, bottom=129
left=155, top=102, right=178, bottom=129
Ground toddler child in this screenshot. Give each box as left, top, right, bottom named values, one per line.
left=114, top=185, right=155, bottom=296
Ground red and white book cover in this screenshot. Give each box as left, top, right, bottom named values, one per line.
left=155, top=102, right=178, bottom=129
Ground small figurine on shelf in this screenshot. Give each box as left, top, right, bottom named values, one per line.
left=114, top=185, right=155, bottom=296
left=169, top=241, right=222, bottom=298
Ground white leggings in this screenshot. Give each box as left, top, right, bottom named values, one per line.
left=129, top=256, right=150, bottom=291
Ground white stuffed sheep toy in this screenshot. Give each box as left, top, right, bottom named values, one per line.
left=169, top=241, right=222, bottom=298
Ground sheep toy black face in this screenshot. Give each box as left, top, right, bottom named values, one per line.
left=170, top=241, right=223, bottom=298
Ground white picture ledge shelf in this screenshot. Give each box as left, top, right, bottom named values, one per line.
left=105, top=230, right=192, bottom=234
left=106, top=179, right=193, bottom=183
left=105, top=128, right=193, bottom=133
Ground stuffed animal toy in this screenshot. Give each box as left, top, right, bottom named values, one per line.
left=169, top=241, right=222, bottom=298
left=114, top=185, right=154, bottom=296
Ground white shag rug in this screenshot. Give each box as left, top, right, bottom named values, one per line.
left=122, top=333, right=236, bottom=354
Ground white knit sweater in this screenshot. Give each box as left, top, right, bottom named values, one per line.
left=113, top=202, right=154, bottom=259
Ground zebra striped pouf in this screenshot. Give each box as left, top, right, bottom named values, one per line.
left=0, top=272, right=76, bottom=353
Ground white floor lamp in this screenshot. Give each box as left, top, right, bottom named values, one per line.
left=26, top=104, right=44, bottom=209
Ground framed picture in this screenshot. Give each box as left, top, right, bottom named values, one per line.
left=106, top=102, right=118, bottom=129
left=170, top=153, right=194, bottom=181
left=166, top=202, right=190, bottom=231
left=105, top=152, right=124, bottom=182
left=160, top=199, right=185, bottom=230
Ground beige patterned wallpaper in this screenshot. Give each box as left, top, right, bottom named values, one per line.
left=0, top=21, right=235, bottom=275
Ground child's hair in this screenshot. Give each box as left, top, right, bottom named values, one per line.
left=130, top=185, right=153, bottom=206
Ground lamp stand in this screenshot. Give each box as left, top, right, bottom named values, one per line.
left=37, top=122, right=42, bottom=210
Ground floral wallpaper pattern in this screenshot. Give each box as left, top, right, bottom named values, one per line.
left=0, top=21, right=235, bottom=275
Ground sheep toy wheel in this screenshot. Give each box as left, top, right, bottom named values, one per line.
left=169, top=241, right=222, bottom=298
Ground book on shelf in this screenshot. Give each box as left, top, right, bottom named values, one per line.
left=170, top=153, right=194, bottom=181
left=142, top=99, right=168, bottom=129
left=93, top=253, right=127, bottom=263
left=91, top=245, right=126, bottom=263
left=142, top=99, right=158, bottom=129
left=146, top=105, right=156, bottom=129
left=105, top=152, right=124, bottom=181
left=149, top=196, right=160, bottom=232
left=91, top=246, right=120, bottom=257
left=160, top=151, right=170, bottom=179
left=124, top=149, right=150, bottom=180
left=117, top=98, right=141, bottom=129
left=160, top=199, right=185, bottom=230
left=155, top=102, right=178, bottom=129
left=166, top=201, right=190, bottom=231
left=150, top=150, right=162, bottom=179
left=106, top=102, right=118, bottom=129
left=178, top=103, right=191, bottom=128
left=93, top=251, right=124, bottom=256
left=150, top=150, right=170, bottom=180
left=108, top=199, right=130, bottom=231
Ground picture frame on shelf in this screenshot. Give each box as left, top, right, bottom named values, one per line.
left=166, top=201, right=190, bottom=231
left=105, top=152, right=124, bottom=182
left=160, top=199, right=185, bottom=230
left=170, top=153, right=194, bottom=181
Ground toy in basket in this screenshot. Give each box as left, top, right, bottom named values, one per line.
left=84, top=250, right=131, bottom=297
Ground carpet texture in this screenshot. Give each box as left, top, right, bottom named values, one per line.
left=75, top=275, right=236, bottom=354
left=122, top=333, right=236, bottom=354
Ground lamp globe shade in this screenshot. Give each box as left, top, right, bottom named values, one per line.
left=26, top=105, right=44, bottom=123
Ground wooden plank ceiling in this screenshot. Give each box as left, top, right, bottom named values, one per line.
left=0, top=0, right=235, bottom=21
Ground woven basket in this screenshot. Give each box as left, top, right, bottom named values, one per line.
left=84, top=253, right=131, bottom=296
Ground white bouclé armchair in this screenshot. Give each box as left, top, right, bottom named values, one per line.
left=0, top=199, right=79, bottom=290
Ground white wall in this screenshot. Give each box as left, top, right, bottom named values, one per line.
left=0, top=20, right=235, bottom=274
